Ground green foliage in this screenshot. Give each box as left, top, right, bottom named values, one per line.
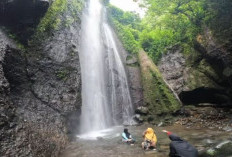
left=68, top=0, right=83, bottom=19
left=112, top=20, right=140, bottom=53
left=36, top=0, right=83, bottom=36
left=65, top=16, right=75, bottom=27
left=143, top=0, right=206, bottom=26
left=108, top=5, right=141, bottom=54
left=37, top=0, right=68, bottom=33
left=139, top=29, right=176, bottom=62
left=108, top=0, right=204, bottom=61
left=108, top=5, right=142, bottom=30
left=56, top=69, right=69, bottom=80
left=138, top=0, right=232, bottom=61
left=109, top=0, right=232, bottom=62
left=138, top=0, right=207, bottom=62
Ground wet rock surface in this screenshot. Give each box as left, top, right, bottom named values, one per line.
left=176, top=106, right=232, bottom=130
left=135, top=106, right=149, bottom=115
left=199, top=140, right=232, bottom=157
left=159, top=46, right=218, bottom=94
left=158, top=45, right=187, bottom=94
left=0, top=0, right=83, bottom=156
left=196, top=28, right=232, bottom=81
left=134, top=114, right=144, bottom=123
left=0, top=29, right=18, bottom=157
left=158, top=27, right=232, bottom=107
left=109, top=28, right=143, bottom=109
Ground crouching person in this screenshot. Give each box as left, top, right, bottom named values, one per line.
left=122, top=128, right=135, bottom=145
left=142, top=128, right=157, bottom=150
left=162, top=130, right=198, bottom=157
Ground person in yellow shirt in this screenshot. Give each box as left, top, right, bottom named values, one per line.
left=141, top=128, right=157, bottom=150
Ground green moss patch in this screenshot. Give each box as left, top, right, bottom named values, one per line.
left=37, top=0, right=68, bottom=33
left=138, top=50, right=181, bottom=123
left=56, top=69, right=69, bottom=80
left=35, top=0, right=83, bottom=39
left=186, top=59, right=220, bottom=90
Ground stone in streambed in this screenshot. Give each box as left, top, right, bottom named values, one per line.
left=135, top=106, right=148, bottom=115
left=133, top=114, right=144, bottom=123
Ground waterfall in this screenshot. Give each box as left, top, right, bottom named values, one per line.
left=79, top=0, right=135, bottom=134
left=103, top=23, right=134, bottom=126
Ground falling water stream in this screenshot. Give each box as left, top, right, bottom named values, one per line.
left=79, top=0, right=134, bottom=136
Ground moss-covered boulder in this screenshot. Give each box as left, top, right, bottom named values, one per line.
left=138, top=50, right=181, bottom=124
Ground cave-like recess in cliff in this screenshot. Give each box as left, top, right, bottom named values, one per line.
left=179, top=87, right=230, bottom=106
left=0, top=0, right=49, bottom=44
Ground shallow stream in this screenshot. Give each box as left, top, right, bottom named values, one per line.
left=60, top=124, right=232, bottom=157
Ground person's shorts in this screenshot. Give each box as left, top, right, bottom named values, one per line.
left=143, top=140, right=151, bottom=149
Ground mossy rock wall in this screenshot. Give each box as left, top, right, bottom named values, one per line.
left=34, top=0, right=84, bottom=41
left=186, top=59, right=221, bottom=90
left=158, top=46, right=224, bottom=93
left=138, top=50, right=181, bottom=124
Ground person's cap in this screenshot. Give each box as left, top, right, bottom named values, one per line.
left=166, top=131, right=172, bottom=136
left=162, top=130, right=172, bottom=136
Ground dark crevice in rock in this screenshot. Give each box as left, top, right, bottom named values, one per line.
left=179, top=87, right=231, bottom=106
left=2, top=46, right=28, bottom=92
left=0, top=0, right=49, bottom=44
left=30, top=89, right=63, bottom=115
left=65, top=109, right=81, bottom=138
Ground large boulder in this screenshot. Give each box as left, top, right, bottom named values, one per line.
left=138, top=50, right=181, bottom=123
left=133, top=114, right=144, bottom=123
left=200, top=141, right=232, bottom=157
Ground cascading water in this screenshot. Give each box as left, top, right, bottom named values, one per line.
left=79, top=0, right=135, bottom=135
left=103, top=23, right=134, bottom=126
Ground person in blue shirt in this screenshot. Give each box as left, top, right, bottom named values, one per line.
left=122, top=128, right=135, bottom=145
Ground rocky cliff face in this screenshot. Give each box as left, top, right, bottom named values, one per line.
left=110, top=28, right=143, bottom=110
left=0, top=0, right=83, bottom=156
left=158, top=30, right=232, bottom=106
left=0, top=29, right=19, bottom=157
left=196, top=28, right=232, bottom=88
left=156, top=28, right=232, bottom=133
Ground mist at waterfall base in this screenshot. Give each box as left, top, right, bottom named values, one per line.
left=77, top=0, right=136, bottom=139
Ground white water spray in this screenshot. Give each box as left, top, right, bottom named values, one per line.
left=79, top=0, right=135, bottom=134
left=103, top=23, right=134, bottom=125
